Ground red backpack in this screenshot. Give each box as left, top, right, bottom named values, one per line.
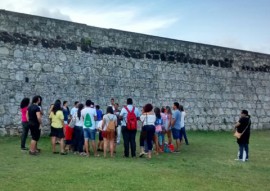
left=124, top=106, right=137, bottom=130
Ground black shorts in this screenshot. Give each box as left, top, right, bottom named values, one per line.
left=50, top=127, right=65, bottom=138
left=29, top=123, right=41, bottom=141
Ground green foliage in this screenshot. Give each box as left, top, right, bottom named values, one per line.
left=81, top=37, right=91, bottom=46
left=0, top=131, right=270, bottom=191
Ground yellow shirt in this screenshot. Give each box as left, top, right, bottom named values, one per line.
left=49, top=110, right=64, bottom=128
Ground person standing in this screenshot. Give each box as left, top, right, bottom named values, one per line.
left=20, top=98, right=30, bottom=150
left=139, top=104, right=156, bottom=159
left=165, top=106, right=173, bottom=144
left=81, top=100, right=98, bottom=157
left=96, top=105, right=104, bottom=152
left=73, top=103, right=86, bottom=156
left=109, top=98, right=115, bottom=111
left=171, top=102, right=182, bottom=153
left=114, top=103, right=121, bottom=144
left=27, top=96, right=42, bottom=155
left=102, top=106, right=117, bottom=158
left=234, top=110, right=251, bottom=161
left=119, top=98, right=140, bottom=158
left=62, top=101, right=70, bottom=125
left=154, top=107, right=164, bottom=153
left=49, top=101, right=67, bottom=155
left=70, top=101, right=79, bottom=116
left=179, top=105, right=189, bottom=145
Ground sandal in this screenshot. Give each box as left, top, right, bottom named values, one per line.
left=60, top=152, right=68, bottom=155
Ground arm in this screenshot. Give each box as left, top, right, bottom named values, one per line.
left=26, top=111, right=29, bottom=122
left=234, top=122, right=241, bottom=129
left=36, top=112, right=42, bottom=125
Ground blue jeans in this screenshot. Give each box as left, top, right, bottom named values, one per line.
left=238, top=143, right=249, bottom=160
left=158, top=132, right=164, bottom=145
left=140, top=125, right=155, bottom=151
left=83, top=128, right=96, bottom=141
left=180, top=127, right=189, bottom=145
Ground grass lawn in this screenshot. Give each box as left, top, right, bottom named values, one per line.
left=0, top=130, right=269, bottom=191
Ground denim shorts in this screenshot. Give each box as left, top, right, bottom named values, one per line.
left=172, top=128, right=182, bottom=140
left=83, top=128, right=96, bottom=140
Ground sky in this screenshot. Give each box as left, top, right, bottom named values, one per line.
left=1, top=0, right=270, bottom=54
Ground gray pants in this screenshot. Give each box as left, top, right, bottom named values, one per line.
left=21, top=122, right=29, bottom=148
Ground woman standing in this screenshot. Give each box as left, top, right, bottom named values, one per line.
left=234, top=110, right=251, bottom=161
left=20, top=98, right=30, bottom=150
left=179, top=105, right=189, bottom=145
left=73, top=103, right=85, bottom=156
left=139, top=104, right=156, bottom=159
left=49, top=101, right=67, bottom=155
left=102, top=106, right=117, bottom=158
left=62, top=101, right=70, bottom=125
left=154, top=107, right=163, bottom=153
left=165, top=106, right=173, bottom=144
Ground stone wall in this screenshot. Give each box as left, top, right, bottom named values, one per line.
left=0, top=10, right=270, bottom=135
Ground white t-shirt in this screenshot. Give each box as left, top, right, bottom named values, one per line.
left=180, top=111, right=186, bottom=128
left=140, top=114, right=156, bottom=126
left=70, top=107, right=78, bottom=116
left=102, top=113, right=117, bottom=131
left=73, top=113, right=84, bottom=127
left=119, top=105, right=141, bottom=126
left=97, top=120, right=103, bottom=130
left=81, top=107, right=97, bottom=129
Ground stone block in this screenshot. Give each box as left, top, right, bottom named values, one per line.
left=0, top=47, right=9, bottom=55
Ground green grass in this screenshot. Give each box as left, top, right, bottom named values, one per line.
left=0, top=131, right=270, bottom=191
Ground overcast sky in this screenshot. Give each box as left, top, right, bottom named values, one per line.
left=1, top=0, right=270, bottom=54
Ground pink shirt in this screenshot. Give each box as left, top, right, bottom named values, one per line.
left=21, top=107, right=28, bottom=122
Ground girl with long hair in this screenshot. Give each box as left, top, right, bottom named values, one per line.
left=20, top=98, right=30, bottom=150
left=73, top=103, right=86, bottom=156
left=49, top=101, right=66, bottom=155
left=102, top=106, right=117, bottom=158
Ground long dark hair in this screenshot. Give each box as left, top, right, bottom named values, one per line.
left=106, top=106, right=114, bottom=114
left=154, top=107, right=161, bottom=119
left=37, top=96, right=42, bottom=107
left=53, top=101, right=62, bottom=115
left=20, top=98, right=30, bottom=109
left=77, top=103, right=84, bottom=120
left=166, top=106, right=172, bottom=115
left=179, top=105, right=184, bottom=112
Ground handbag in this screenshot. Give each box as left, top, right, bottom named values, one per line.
left=68, top=115, right=76, bottom=128
left=234, top=119, right=250, bottom=139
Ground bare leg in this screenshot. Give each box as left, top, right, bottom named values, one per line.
left=91, top=140, right=98, bottom=156
left=51, top=137, right=56, bottom=152
left=103, top=138, right=108, bottom=157
left=60, top=138, right=65, bottom=153
left=110, top=140, right=114, bottom=157
left=154, top=135, right=159, bottom=154
left=84, top=140, right=89, bottom=156
left=30, top=140, right=37, bottom=152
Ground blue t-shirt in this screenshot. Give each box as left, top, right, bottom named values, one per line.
left=96, top=109, right=103, bottom=121
left=63, top=107, right=70, bottom=122
left=155, top=117, right=163, bottom=126
left=172, top=110, right=181, bottom=130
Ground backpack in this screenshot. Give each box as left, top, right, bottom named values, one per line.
left=84, top=113, right=92, bottom=128
left=107, top=115, right=115, bottom=132
left=124, top=106, right=137, bottom=130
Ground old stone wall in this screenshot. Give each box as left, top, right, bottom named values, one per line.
left=0, top=10, right=270, bottom=135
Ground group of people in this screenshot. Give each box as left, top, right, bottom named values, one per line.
left=20, top=96, right=189, bottom=159
left=20, top=95, right=251, bottom=161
